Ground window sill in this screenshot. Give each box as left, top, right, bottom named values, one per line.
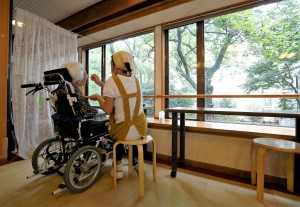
left=147, top=118, right=295, bottom=140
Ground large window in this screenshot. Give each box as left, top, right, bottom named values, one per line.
left=168, top=24, right=197, bottom=119
left=166, top=0, right=300, bottom=126
left=86, top=32, right=155, bottom=117
left=88, top=47, right=102, bottom=107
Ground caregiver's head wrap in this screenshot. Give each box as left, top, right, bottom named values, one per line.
left=112, top=51, right=137, bottom=77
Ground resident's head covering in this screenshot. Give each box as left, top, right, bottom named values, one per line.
left=62, top=62, right=84, bottom=83
left=112, top=51, right=137, bottom=77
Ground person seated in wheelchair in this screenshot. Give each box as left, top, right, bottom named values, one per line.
left=62, top=62, right=101, bottom=118
left=51, top=62, right=109, bottom=140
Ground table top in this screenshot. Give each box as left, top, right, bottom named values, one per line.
left=165, top=107, right=300, bottom=118
left=253, top=138, right=300, bottom=153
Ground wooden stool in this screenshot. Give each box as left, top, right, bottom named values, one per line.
left=112, top=135, right=156, bottom=197
left=251, top=138, right=300, bottom=203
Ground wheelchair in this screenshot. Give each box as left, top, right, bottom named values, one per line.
left=21, top=68, right=113, bottom=194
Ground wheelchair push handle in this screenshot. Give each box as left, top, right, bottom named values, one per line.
left=21, top=83, right=39, bottom=88
left=21, top=83, right=45, bottom=95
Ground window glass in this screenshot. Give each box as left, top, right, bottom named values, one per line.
left=88, top=47, right=102, bottom=107
left=168, top=24, right=197, bottom=119
left=87, top=32, right=155, bottom=117
left=204, top=0, right=299, bottom=126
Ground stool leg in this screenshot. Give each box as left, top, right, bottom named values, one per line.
left=128, top=145, right=133, bottom=175
left=152, top=140, right=157, bottom=181
left=287, top=153, right=295, bottom=192
left=251, top=141, right=257, bottom=185
left=137, top=144, right=144, bottom=197
left=257, top=147, right=267, bottom=203
left=113, top=142, right=119, bottom=188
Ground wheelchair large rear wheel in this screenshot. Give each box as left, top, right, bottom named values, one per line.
left=32, top=137, right=64, bottom=175
left=64, top=145, right=103, bottom=193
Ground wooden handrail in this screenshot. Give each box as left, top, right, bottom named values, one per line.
left=143, top=94, right=300, bottom=98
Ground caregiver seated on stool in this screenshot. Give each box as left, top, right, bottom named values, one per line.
left=87, top=51, right=147, bottom=179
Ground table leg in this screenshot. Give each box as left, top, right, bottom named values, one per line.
left=287, top=153, right=295, bottom=192
left=179, top=113, right=185, bottom=167
left=257, top=147, right=267, bottom=203
left=251, top=141, right=257, bottom=185
left=171, top=112, right=178, bottom=178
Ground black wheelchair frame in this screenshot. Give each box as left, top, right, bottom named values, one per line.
left=22, top=68, right=113, bottom=194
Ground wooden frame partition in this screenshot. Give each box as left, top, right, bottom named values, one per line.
left=144, top=94, right=300, bottom=99
left=0, top=0, right=10, bottom=162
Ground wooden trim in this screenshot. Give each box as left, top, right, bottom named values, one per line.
left=197, top=21, right=205, bottom=120
left=154, top=153, right=287, bottom=189
left=164, top=28, right=169, bottom=118
left=57, top=0, right=146, bottom=30
left=144, top=94, right=300, bottom=99
left=80, top=28, right=154, bottom=50
left=163, top=0, right=280, bottom=30
left=57, top=0, right=191, bottom=36
left=154, top=26, right=165, bottom=118
left=0, top=0, right=9, bottom=161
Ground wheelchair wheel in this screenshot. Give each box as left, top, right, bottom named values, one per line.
left=64, top=145, right=103, bottom=193
left=32, top=137, right=64, bottom=175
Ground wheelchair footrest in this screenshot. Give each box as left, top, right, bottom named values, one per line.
left=26, top=173, right=39, bottom=179
left=52, top=183, right=66, bottom=195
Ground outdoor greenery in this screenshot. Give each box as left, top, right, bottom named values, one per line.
left=87, top=0, right=299, bottom=125
left=168, top=0, right=299, bottom=124
left=88, top=34, right=155, bottom=116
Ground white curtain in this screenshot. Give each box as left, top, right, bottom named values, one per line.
left=12, top=8, right=78, bottom=159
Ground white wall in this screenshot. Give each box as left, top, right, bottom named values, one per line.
left=148, top=128, right=288, bottom=178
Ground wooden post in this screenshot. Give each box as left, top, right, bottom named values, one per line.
left=0, top=0, right=9, bottom=162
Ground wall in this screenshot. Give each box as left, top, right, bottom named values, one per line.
left=148, top=128, right=288, bottom=178
left=0, top=0, right=9, bottom=162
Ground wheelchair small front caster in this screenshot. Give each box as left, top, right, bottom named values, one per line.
left=170, top=170, right=176, bottom=178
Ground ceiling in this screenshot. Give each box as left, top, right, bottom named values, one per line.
left=12, top=0, right=192, bottom=47
left=13, top=0, right=102, bottom=23
left=12, top=0, right=256, bottom=47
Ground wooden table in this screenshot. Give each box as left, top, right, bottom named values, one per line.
left=165, top=107, right=300, bottom=190
left=252, top=138, right=300, bottom=203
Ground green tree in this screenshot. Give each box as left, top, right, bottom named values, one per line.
left=240, top=0, right=300, bottom=109
left=170, top=0, right=300, bottom=111
left=107, top=33, right=155, bottom=116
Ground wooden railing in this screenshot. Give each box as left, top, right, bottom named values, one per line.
left=143, top=94, right=300, bottom=99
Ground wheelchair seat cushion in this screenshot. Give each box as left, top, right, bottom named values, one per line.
left=52, top=113, right=83, bottom=122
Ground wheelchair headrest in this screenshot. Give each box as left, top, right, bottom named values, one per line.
left=44, top=68, right=73, bottom=82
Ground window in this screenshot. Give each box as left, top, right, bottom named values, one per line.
left=86, top=32, right=155, bottom=117
left=166, top=0, right=300, bottom=126
left=167, top=24, right=197, bottom=119
left=87, top=47, right=102, bottom=107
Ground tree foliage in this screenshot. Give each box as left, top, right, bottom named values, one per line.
left=88, top=33, right=155, bottom=115
left=170, top=0, right=300, bottom=110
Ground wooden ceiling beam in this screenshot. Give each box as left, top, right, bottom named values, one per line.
left=56, top=0, right=191, bottom=36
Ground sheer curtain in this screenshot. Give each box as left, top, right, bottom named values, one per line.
left=12, top=8, right=78, bottom=159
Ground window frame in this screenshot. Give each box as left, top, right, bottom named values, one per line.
left=163, top=0, right=290, bottom=122
left=84, top=29, right=156, bottom=114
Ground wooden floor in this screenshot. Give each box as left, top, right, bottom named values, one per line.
left=0, top=159, right=299, bottom=207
